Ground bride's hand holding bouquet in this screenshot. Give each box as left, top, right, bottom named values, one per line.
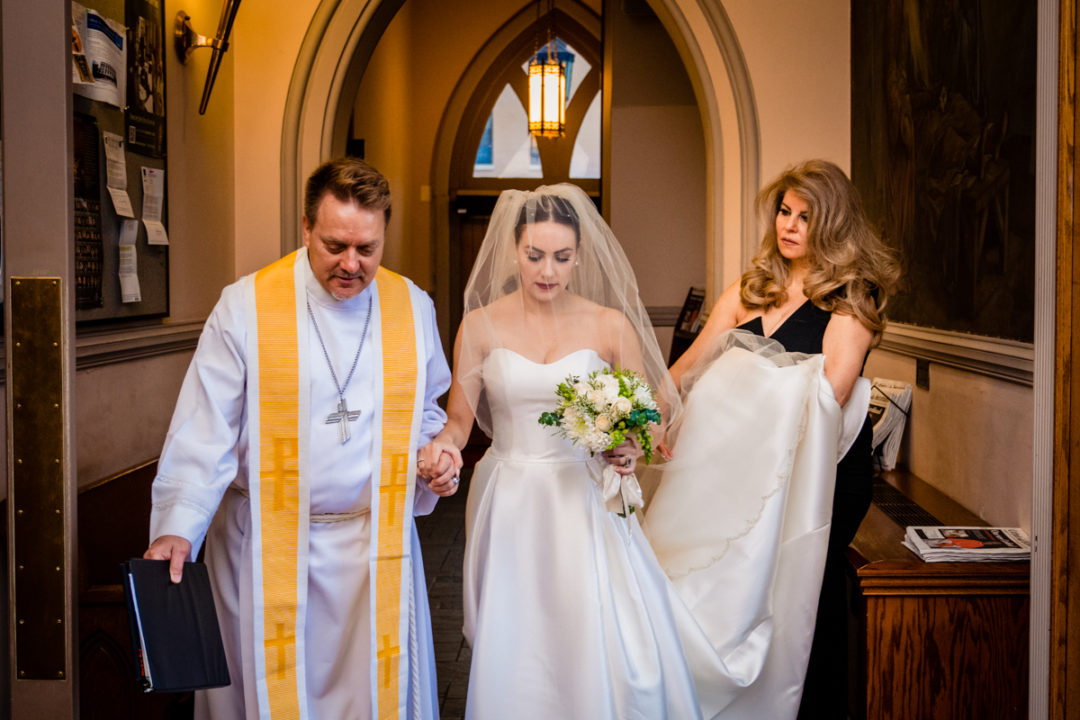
left=539, top=366, right=661, bottom=514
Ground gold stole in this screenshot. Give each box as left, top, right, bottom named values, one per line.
left=252, top=252, right=420, bottom=718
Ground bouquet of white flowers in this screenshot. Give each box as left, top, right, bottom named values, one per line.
left=538, top=367, right=662, bottom=464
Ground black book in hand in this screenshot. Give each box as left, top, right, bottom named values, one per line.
left=122, top=558, right=231, bottom=693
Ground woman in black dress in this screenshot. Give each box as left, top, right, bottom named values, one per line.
left=670, top=159, right=900, bottom=718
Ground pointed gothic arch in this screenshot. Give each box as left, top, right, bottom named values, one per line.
left=279, top=0, right=760, bottom=336
left=431, top=3, right=602, bottom=334
left=444, top=7, right=602, bottom=191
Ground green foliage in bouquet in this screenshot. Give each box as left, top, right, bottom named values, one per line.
left=538, top=367, right=662, bottom=463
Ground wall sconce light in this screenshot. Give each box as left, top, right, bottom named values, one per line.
left=528, top=0, right=565, bottom=138
left=174, top=1, right=242, bottom=115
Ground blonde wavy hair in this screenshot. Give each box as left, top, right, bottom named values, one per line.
left=740, top=159, right=900, bottom=339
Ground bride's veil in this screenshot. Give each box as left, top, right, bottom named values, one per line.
left=454, top=182, right=680, bottom=440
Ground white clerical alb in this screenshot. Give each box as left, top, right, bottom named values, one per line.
left=149, top=249, right=451, bottom=719
left=306, top=295, right=372, bottom=443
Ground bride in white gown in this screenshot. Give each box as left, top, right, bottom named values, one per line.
left=418, top=184, right=870, bottom=719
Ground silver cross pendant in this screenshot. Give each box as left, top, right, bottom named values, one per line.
left=326, top=399, right=361, bottom=443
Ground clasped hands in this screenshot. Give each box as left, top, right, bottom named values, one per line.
left=601, top=437, right=643, bottom=475
left=417, top=442, right=463, bottom=497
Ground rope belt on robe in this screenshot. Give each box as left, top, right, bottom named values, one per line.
left=229, top=485, right=370, bottom=523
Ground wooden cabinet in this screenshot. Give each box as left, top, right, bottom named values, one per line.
left=847, top=472, right=1029, bottom=719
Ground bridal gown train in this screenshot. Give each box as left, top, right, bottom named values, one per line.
left=462, top=340, right=869, bottom=719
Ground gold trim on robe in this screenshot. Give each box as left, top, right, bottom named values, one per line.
left=371, top=267, right=419, bottom=719
left=251, top=253, right=422, bottom=718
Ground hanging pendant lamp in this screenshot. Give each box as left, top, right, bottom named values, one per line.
left=528, top=1, right=565, bottom=138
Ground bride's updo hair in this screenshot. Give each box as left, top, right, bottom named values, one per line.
left=514, top=194, right=581, bottom=246
left=740, top=159, right=900, bottom=339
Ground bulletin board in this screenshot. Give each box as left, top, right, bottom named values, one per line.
left=72, top=0, right=169, bottom=323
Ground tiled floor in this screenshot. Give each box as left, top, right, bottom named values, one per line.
left=416, top=474, right=472, bottom=720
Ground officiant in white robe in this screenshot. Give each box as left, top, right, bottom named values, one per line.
left=146, top=158, right=454, bottom=720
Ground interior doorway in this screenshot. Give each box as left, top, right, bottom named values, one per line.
left=444, top=10, right=602, bottom=339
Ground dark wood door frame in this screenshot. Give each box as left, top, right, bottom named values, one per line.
left=1051, top=0, right=1080, bottom=715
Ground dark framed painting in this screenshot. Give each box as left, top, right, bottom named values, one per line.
left=851, top=1, right=1037, bottom=343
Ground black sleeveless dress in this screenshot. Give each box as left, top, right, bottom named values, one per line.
left=737, top=299, right=872, bottom=719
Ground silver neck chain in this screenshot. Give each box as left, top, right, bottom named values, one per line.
left=306, top=296, right=373, bottom=406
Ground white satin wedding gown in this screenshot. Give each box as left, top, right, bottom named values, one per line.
left=462, top=339, right=869, bottom=719
left=463, top=347, right=701, bottom=719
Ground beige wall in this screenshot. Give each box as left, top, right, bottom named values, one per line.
left=606, top=2, right=706, bottom=358
left=352, top=0, right=535, bottom=290
left=68, top=0, right=313, bottom=489
left=350, top=3, right=418, bottom=280
left=76, top=353, right=193, bottom=484
left=165, top=0, right=238, bottom=320
left=231, top=0, right=321, bottom=278
left=0, top=0, right=238, bottom=500
left=722, top=0, right=851, bottom=194
left=71, top=0, right=240, bottom=490
left=864, top=349, right=1032, bottom=529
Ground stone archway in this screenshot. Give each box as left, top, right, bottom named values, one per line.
left=279, top=0, right=761, bottom=332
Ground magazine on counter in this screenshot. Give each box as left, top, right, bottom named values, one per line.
left=902, top=526, right=1031, bottom=562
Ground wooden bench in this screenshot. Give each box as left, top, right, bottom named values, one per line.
left=846, top=469, right=1029, bottom=719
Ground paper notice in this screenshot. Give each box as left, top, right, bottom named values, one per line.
left=140, top=167, right=164, bottom=221
left=103, top=132, right=127, bottom=189
left=107, top=187, right=135, bottom=218
left=119, top=217, right=139, bottom=246
left=102, top=132, right=134, bottom=217
left=118, top=221, right=142, bottom=303
left=144, top=221, right=168, bottom=245
left=140, top=167, right=169, bottom=244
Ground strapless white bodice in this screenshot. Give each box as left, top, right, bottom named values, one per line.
left=482, top=347, right=607, bottom=461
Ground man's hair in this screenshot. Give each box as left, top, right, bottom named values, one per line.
left=303, top=157, right=392, bottom=226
